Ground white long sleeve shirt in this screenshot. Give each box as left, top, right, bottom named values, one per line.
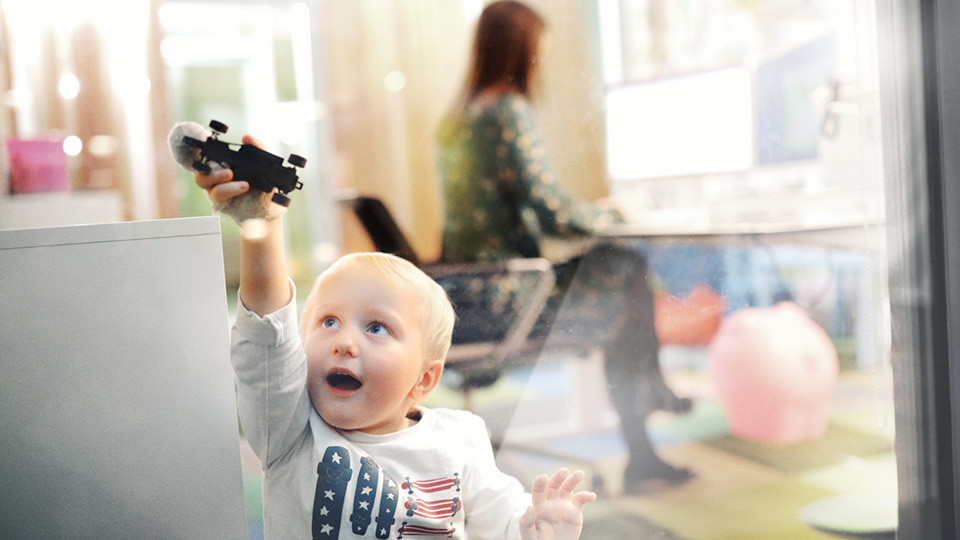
left=231, top=290, right=529, bottom=539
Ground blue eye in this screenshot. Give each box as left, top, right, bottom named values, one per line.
left=321, top=317, right=339, bottom=329
left=367, top=322, right=389, bottom=336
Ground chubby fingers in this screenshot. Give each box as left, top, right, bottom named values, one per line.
left=558, top=470, right=596, bottom=510
left=194, top=162, right=230, bottom=191
left=532, top=468, right=572, bottom=502
left=194, top=164, right=250, bottom=203
left=533, top=469, right=596, bottom=507
left=518, top=505, right=537, bottom=540
left=530, top=473, right=550, bottom=507
left=547, top=468, right=571, bottom=499
left=558, top=469, right=585, bottom=497
left=241, top=134, right=265, bottom=150
left=208, top=178, right=250, bottom=203
left=573, top=490, right=597, bottom=509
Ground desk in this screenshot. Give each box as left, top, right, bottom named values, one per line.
left=539, top=218, right=885, bottom=265
left=598, top=218, right=886, bottom=251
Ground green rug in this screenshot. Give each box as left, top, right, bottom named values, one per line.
left=704, top=422, right=893, bottom=473
left=634, top=477, right=839, bottom=540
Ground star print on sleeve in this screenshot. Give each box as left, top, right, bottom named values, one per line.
left=312, top=446, right=352, bottom=540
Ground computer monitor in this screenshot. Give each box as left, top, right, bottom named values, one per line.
left=755, top=33, right=837, bottom=165
left=605, top=66, right=754, bottom=181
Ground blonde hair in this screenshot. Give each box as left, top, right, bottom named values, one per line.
left=300, top=252, right=456, bottom=363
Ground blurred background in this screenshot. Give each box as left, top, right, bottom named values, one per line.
left=0, top=0, right=915, bottom=539
left=0, top=0, right=884, bottom=282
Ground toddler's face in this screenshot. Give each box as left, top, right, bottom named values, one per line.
left=301, top=264, right=431, bottom=434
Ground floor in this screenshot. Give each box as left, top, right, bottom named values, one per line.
left=238, top=346, right=897, bottom=540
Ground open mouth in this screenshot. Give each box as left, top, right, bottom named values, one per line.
left=326, top=371, right=362, bottom=391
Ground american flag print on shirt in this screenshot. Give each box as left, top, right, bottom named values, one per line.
left=312, top=446, right=400, bottom=539
left=402, top=473, right=462, bottom=521
left=402, top=474, right=461, bottom=495
left=375, top=470, right=400, bottom=538
left=313, top=446, right=351, bottom=539
left=404, top=496, right=462, bottom=519
left=350, top=456, right=379, bottom=535
left=397, top=521, right=456, bottom=538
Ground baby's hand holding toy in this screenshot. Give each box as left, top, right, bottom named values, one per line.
left=168, top=120, right=305, bottom=224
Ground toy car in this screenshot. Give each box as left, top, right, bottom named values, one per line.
left=184, top=120, right=306, bottom=207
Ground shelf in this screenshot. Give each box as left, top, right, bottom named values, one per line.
left=0, top=191, right=124, bottom=230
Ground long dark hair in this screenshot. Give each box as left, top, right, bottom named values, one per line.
left=438, top=1, right=545, bottom=143
left=464, top=1, right=546, bottom=100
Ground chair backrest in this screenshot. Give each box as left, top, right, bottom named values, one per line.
left=345, top=196, right=422, bottom=266
left=342, top=195, right=555, bottom=365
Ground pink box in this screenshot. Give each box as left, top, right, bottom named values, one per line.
left=6, top=137, right=69, bottom=194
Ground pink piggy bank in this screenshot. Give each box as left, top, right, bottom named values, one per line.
left=708, top=302, right=838, bottom=444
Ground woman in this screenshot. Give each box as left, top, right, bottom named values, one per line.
left=436, top=0, right=692, bottom=493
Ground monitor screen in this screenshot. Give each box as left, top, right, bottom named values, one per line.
left=756, top=34, right=837, bottom=164
left=605, top=66, right=753, bottom=181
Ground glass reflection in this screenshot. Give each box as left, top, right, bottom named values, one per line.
left=0, top=0, right=923, bottom=539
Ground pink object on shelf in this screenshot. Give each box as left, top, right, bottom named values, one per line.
left=6, top=137, right=69, bottom=194
left=708, top=301, right=839, bottom=444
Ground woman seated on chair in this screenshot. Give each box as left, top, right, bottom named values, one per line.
left=435, top=0, right=693, bottom=493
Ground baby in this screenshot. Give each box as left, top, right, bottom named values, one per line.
left=196, top=135, right=595, bottom=540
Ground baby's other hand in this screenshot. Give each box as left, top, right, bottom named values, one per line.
left=519, top=468, right=596, bottom=540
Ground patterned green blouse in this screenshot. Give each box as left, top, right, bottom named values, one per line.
left=438, top=92, right=621, bottom=263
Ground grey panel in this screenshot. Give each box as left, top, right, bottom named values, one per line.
left=0, top=217, right=247, bottom=540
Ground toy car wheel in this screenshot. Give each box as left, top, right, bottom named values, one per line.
left=192, top=161, right=211, bottom=174
left=288, top=154, right=307, bottom=168
left=209, top=120, right=228, bottom=134
left=271, top=192, right=292, bottom=207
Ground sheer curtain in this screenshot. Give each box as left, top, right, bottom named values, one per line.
left=2, top=0, right=163, bottom=220
left=318, top=0, right=475, bottom=261
left=320, top=0, right=610, bottom=261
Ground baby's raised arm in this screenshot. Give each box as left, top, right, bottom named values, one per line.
left=518, top=468, right=596, bottom=540
left=193, top=135, right=291, bottom=316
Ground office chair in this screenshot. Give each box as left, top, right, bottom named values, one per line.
left=340, top=195, right=556, bottom=409
left=342, top=197, right=626, bottom=493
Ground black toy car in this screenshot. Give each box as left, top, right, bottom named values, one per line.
left=184, top=120, right=306, bottom=207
